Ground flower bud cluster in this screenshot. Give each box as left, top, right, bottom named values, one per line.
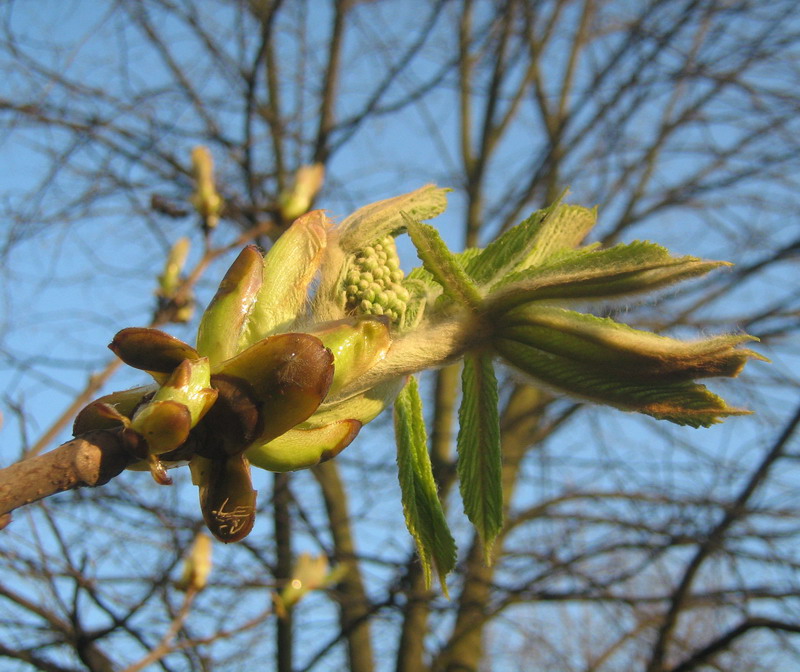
left=345, top=236, right=410, bottom=324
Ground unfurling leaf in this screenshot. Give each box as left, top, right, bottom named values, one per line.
left=403, top=212, right=482, bottom=309
left=485, top=240, right=728, bottom=313
left=394, top=376, right=456, bottom=593
left=497, top=306, right=762, bottom=381
left=465, top=200, right=595, bottom=286
left=457, top=352, right=503, bottom=564
left=493, top=336, right=752, bottom=427
left=338, top=184, right=448, bottom=254
left=242, top=210, right=329, bottom=343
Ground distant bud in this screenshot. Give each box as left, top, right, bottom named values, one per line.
left=176, top=532, right=213, bottom=592
left=279, top=163, right=325, bottom=222
left=274, top=553, right=347, bottom=617
left=190, top=146, right=223, bottom=232
left=157, top=237, right=190, bottom=299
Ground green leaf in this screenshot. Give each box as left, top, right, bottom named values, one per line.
left=403, top=212, right=482, bottom=309
left=486, top=240, right=729, bottom=314
left=242, top=210, right=329, bottom=344
left=338, top=184, right=449, bottom=253
left=394, top=376, right=457, bottom=592
left=465, top=201, right=597, bottom=286
left=457, top=353, right=503, bottom=564
left=493, top=336, right=752, bottom=427
left=498, top=306, right=763, bottom=381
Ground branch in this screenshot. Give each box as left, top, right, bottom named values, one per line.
left=120, top=587, right=198, bottom=672
left=312, top=460, right=375, bottom=672
left=646, top=402, right=800, bottom=672
left=0, top=429, right=135, bottom=527
left=668, top=617, right=800, bottom=672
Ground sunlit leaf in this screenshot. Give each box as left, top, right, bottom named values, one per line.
left=394, top=376, right=456, bottom=592
left=498, top=306, right=763, bottom=381
left=465, top=200, right=596, bottom=285
left=403, top=212, right=482, bottom=309
left=242, top=210, right=329, bottom=343
left=338, top=184, right=449, bottom=253
left=494, top=336, right=751, bottom=427
left=486, top=241, right=728, bottom=313
left=457, top=352, right=503, bottom=563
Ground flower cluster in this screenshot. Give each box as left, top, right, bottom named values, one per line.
left=345, top=235, right=410, bottom=324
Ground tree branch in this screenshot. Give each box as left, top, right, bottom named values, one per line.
left=0, top=429, right=135, bottom=527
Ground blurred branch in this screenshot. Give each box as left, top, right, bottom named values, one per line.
left=312, top=460, right=375, bottom=672
left=120, top=587, right=199, bottom=672
left=646, top=402, right=800, bottom=672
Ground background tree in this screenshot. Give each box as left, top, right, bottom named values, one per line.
left=1, top=1, right=799, bottom=671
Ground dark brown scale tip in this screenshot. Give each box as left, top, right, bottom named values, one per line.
left=198, top=454, right=257, bottom=543
left=109, top=328, right=199, bottom=373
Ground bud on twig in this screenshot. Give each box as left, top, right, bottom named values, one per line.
left=190, top=146, right=223, bottom=233
left=278, top=163, right=325, bottom=222
left=176, top=532, right=213, bottom=592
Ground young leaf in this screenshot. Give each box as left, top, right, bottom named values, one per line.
left=457, top=352, right=503, bottom=564
left=485, top=240, right=729, bottom=313
left=242, top=210, right=329, bottom=344
left=338, top=184, right=449, bottom=253
left=498, top=306, right=762, bottom=381
left=518, top=202, right=597, bottom=269
left=493, top=336, right=751, bottom=427
left=464, top=200, right=596, bottom=286
left=464, top=208, right=548, bottom=285
left=394, top=376, right=457, bottom=592
left=403, top=212, right=482, bottom=309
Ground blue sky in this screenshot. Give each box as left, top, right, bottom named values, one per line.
left=1, top=2, right=799, bottom=670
